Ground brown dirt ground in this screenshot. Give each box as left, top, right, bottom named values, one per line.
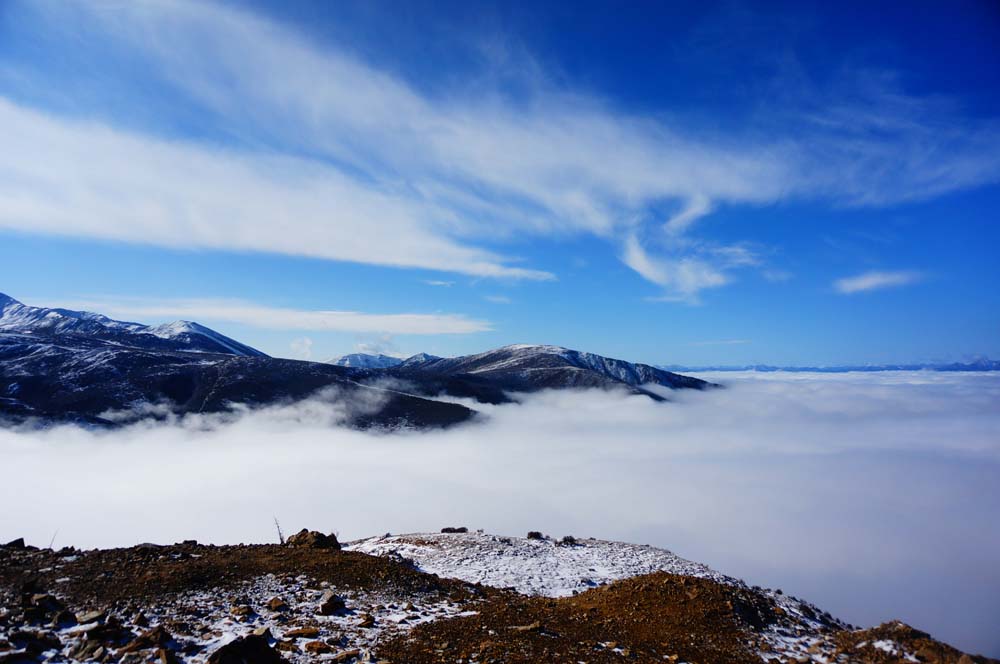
left=0, top=543, right=488, bottom=610
left=375, top=571, right=782, bottom=664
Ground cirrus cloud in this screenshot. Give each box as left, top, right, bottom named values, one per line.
left=44, top=297, right=493, bottom=335
left=834, top=270, right=924, bottom=294
left=2, top=0, right=999, bottom=301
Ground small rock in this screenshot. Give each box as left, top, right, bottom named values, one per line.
left=158, top=648, right=179, bottom=664
left=207, top=634, right=286, bottom=664
left=118, top=653, right=145, bottom=664
left=51, top=609, right=76, bottom=627
left=30, top=594, right=62, bottom=610
left=75, top=610, right=105, bottom=625
left=265, top=597, right=287, bottom=612
left=440, top=527, right=468, bottom=534
left=229, top=605, right=253, bottom=618
left=285, top=530, right=340, bottom=550
left=330, top=649, right=361, bottom=663
left=317, top=592, right=345, bottom=616
left=283, top=626, right=320, bottom=639
left=303, top=641, right=332, bottom=654
left=2, top=538, right=25, bottom=549
left=356, top=614, right=375, bottom=629
left=252, top=627, right=272, bottom=639
left=526, top=531, right=545, bottom=540
left=120, top=625, right=173, bottom=653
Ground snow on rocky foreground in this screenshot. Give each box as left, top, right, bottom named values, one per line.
left=2, top=532, right=989, bottom=664
left=346, top=531, right=869, bottom=662
left=346, top=531, right=732, bottom=597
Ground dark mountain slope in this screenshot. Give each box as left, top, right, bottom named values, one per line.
left=390, top=343, right=715, bottom=401
left=0, top=332, right=472, bottom=429
left=0, top=295, right=712, bottom=428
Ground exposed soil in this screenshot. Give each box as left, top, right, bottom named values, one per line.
left=0, top=542, right=486, bottom=610
left=377, top=571, right=781, bottom=663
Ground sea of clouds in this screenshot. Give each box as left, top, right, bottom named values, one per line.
left=3, top=371, right=999, bottom=656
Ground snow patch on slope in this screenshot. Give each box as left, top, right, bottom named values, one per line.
left=328, top=353, right=403, bottom=369
left=346, top=531, right=730, bottom=597
left=0, top=293, right=265, bottom=357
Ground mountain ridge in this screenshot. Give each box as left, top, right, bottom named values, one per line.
left=0, top=293, right=266, bottom=358
left=0, top=294, right=712, bottom=428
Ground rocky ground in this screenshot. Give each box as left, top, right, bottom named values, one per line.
left=1, top=530, right=995, bottom=664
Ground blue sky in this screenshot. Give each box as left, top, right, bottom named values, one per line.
left=0, top=0, right=998, bottom=365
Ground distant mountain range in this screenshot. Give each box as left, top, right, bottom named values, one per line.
left=0, top=293, right=712, bottom=429
left=659, top=360, right=1000, bottom=373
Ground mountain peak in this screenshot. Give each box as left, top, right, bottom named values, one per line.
left=0, top=295, right=266, bottom=357
left=329, top=353, right=403, bottom=369
left=394, top=343, right=713, bottom=396
left=403, top=352, right=441, bottom=364
left=499, top=343, right=569, bottom=354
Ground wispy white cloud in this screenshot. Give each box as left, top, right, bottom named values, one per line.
left=623, top=235, right=730, bottom=303
left=834, top=270, right=924, bottom=294
left=423, top=280, right=456, bottom=287
left=47, top=297, right=492, bottom=335
left=484, top=295, right=512, bottom=304
left=0, top=100, right=550, bottom=281
left=663, top=194, right=713, bottom=235
left=4, top=0, right=999, bottom=301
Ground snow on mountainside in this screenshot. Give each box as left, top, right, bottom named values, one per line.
left=399, top=352, right=441, bottom=367
left=328, top=353, right=403, bottom=369
left=396, top=343, right=713, bottom=395
left=0, top=293, right=265, bottom=357
left=0, top=294, right=711, bottom=427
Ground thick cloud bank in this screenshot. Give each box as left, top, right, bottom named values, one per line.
left=3, top=372, right=999, bottom=656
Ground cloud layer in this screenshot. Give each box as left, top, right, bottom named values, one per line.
left=42, top=296, right=492, bottom=335
left=2, top=371, right=999, bottom=654
left=3, top=1, right=999, bottom=299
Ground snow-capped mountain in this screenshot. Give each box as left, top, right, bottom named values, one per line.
left=0, top=293, right=265, bottom=357
left=393, top=343, right=714, bottom=398
left=328, top=353, right=403, bottom=369
left=399, top=352, right=441, bottom=366
left=0, top=294, right=712, bottom=427
left=0, top=293, right=471, bottom=429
